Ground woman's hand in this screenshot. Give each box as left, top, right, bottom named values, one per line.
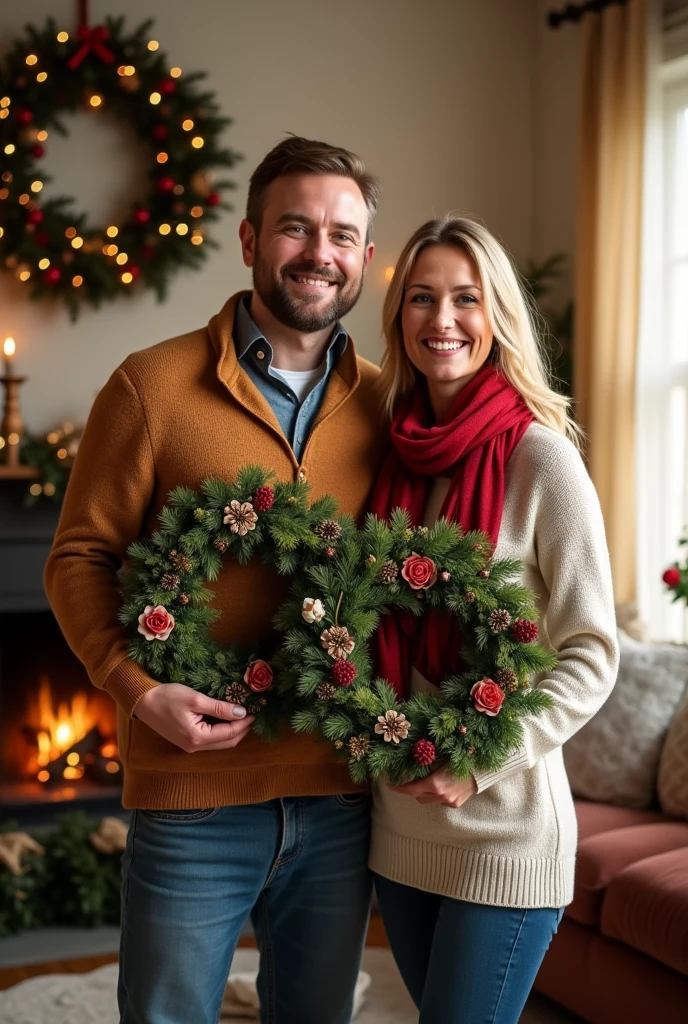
left=389, top=767, right=478, bottom=807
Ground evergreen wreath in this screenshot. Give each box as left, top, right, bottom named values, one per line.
left=0, top=9, right=240, bottom=319
left=120, top=467, right=555, bottom=780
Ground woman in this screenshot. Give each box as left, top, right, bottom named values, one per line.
left=369, top=217, right=618, bottom=1023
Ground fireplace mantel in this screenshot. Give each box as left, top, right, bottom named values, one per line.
left=0, top=481, right=60, bottom=612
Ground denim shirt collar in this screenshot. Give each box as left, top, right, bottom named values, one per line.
left=234, top=294, right=348, bottom=378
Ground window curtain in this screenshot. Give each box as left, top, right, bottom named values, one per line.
left=574, top=0, right=651, bottom=602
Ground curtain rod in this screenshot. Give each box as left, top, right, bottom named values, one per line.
left=547, top=0, right=628, bottom=29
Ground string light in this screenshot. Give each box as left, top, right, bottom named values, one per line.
left=149, top=92, right=161, bottom=105
left=116, top=252, right=128, bottom=264
left=106, top=226, right=118, bottom=237
left=173, top=184, right=184, bottom=195
left=384, top=266, right=395, bottom=282
left=191, top=137, right=204, bottom=149
left=65, top=227, right=77, bottom=239
left=71, top=236, right=84, bottom=249
left=8, top=432, right=20, bottom=445
left=43, top=482, right=56, bottom=496
left=57, top=448, right=68, bottom=459
left=0, top=97, right=10, bottom=108
left=4, top=144, right=15, bottom=154
left=1, top=172, right=12, bottom=182
left=57, top=31, right=69, bottom=43
left=104, top=244, right=118, bottom=256
left=19, top=269, right=31, bottom=281
left=37, top=130, right=48, bottom=141
left=117, top=65, right=127, bottom=76
left=176, top=223, right=188, bottom=235
left=18, top=193, right=29, bottom=204
left=0, top=111, right=9, bottom=120
left=89, top=94, right=103, bottom=108
left=36, top=72, right=48, bottom=83
left=47, top=432, right=60, bottom=443
left=38, top=258, right=50, bottom=269
left=190, top=233, right=203, bottom=246
left=182, top=119, right=193, bottom=131
left=121, top=271, right=134, bottom=284
left=30, top=180, right=43, bottom=192
left=29, top=483, right=42, bottom=496
left=170, top=67, right=182, bottom=78
left=72, top=275, right=83, bottom=287
left=26, top=54, right=38, bottom=66
left=190, top=206, right=203, bottom=217
left=0, top=227, right=4, bottom=238
left=38, top=770, right=49, bottom=783
left=159, top=223, right=171, bottom=235
left=0, top=189, right=9, bottom=200
left=147, top=40, right=159, bottom=51
left=156, top=152, right=168, bottom=164
left=0, top=437, right=5, bottom=449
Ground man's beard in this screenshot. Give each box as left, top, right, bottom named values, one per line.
left=252, top=252, right=365, bottom=333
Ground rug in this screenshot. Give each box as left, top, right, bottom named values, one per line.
left=0, top=947, right=581, bottom=1024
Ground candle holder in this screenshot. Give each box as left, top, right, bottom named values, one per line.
left=1, top=371, right=27, bottom=470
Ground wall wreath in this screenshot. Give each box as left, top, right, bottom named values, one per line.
left=120, top=467, right=555, bottom=785
left=0, top=4, right=239, bottom=318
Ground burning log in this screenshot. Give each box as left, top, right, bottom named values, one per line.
left=42, top=725, right=104, bottom=783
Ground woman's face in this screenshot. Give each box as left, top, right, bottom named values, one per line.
left=400, top=244, right=493, bottom=394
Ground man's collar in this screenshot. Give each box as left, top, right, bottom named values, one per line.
left=234, top=293, right=348, bottom=369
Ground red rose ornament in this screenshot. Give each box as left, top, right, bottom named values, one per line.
left=244, top=659, right=273, bottom=692
left=470, top=678, right=505, bottom=717
left=401, top=552, right=438, bottom=591
left=137, top=604, right=175, bottom=641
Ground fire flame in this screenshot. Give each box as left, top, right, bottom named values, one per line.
left=35, top=676, right=94, bottom=767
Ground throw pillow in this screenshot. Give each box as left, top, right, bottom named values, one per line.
left=564, top=630, right=688, bottom=808
left=658, top=694, right=688, bottom=819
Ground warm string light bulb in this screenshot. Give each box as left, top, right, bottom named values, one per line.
left=57, top=31, right=69, bottom=43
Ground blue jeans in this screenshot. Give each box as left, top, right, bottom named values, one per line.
left=118, top=795, right=371, bottom=1024
left=374, top=874, right=564, bottom=1024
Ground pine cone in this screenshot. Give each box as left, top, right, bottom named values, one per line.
left=246, top=702, right=262, bottom=715
left=488, top=608, right=512, bottom=633
left=253, top=486, right=275, bottom=512
left=320, top=625, right=355, bottom=660
left=413, top=739, right=436, bottom=766
left=331, top=661, right=357, bottom=687
left=193, top=508, right=206, bottom=522
left=225, top=682, right=250, bottom=705
left=169, top=550, right=193, bottom=574
left=439, top=570, right=451, bottom=583
left=214, top=539, right=228, bottom=554
left=378, top=560, right=399, bottom=584
left=315, top=519, right=342, bottom=542
left=477, top=567, right=491, bottom=579
left=178, top=593, right=190, bottom=605
left=316, top=682, right=337, bottom=701
left=366, top=554, right=377, bottom=567
left=347, top=734, right=371, bottom=760
left=496, top=667, right=519, bottom=692
left=512, top=619, right=539, bottom=644
left=160, top=572, right=180, bottom=591
left=464, top=590, right=476, bottom=603
left=324, top=546, right=337, bottom=559
left=375, top=710, right=411, bottom=744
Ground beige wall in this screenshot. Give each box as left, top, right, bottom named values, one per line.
left=1, top=0, right=579, bottom=431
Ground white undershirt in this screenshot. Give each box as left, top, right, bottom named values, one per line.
left=273, top=364, right=324, bottom=403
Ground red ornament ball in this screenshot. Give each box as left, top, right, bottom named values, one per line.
left=15, top=108, right=33, bottom=125
left=132, top=207, right=151, bottom=225
left=26, top=209, right=45, bottom=225
left=206, top=192, right=221, bottom=207
left=663, top=567, right=681, bottom=588
left=44, top=266, right=61, bottom=285
left=151, top=124, right=168, bottom=141
left=331, top=661, right=357, bottom=688
left=158, top=78, right=177, bottom=96
left=30, top=144, right=45, bottom=158
left=157, top=176, right=175, bottom=193
left=413, top=739, right=436, bottom=767
left=512, top=619, right=539, bottom=644
left=253, top=486, right=275, bottom=512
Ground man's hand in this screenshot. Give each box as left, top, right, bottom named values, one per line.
left=390, top=767, right=478, bottom=807
left=134, top=683, right=255, bottom=752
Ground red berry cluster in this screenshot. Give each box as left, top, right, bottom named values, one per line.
left=512, top=619, right=538, bottom=644
left=331, top=661, right=357, bottom=687
left=413, top=739, right=436, bottom=766
left=253, top=486, right=275, bottom=512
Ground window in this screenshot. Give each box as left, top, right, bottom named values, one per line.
left=636, top=56, right=688, bottom=641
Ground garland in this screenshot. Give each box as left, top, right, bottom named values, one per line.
left=120, top=467, right=555, bottom=783
left=0, top=14, right=239, bottom=318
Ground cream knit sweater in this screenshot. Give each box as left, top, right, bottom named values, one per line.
left=369, top=423, right=619, bottom=908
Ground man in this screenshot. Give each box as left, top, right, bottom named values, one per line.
left=45, top=136, right=386, bottom=1024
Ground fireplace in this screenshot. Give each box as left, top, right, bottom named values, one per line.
left=0, top=480, right=122, bottom=825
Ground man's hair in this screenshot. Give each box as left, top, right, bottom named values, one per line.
left=246, top=135, right=380, bottom=239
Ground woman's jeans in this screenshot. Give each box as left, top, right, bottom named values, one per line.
left=118, top=795, right=371, bottom=1024
left=374, top=873, right=565, bottom=1024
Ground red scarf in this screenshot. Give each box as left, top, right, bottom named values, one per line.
left=370, top=365, right=533, bottom=696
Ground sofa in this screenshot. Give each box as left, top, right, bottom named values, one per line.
left=534, top=626, right=688, bottom=1023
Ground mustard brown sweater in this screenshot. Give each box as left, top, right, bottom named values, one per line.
left=44, top=292, right=386, bottom=809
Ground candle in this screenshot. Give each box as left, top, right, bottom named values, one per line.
left=3, top=337, right=15, bottom=377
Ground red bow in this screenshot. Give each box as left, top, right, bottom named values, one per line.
left=67, top=25, right=115, bottom=70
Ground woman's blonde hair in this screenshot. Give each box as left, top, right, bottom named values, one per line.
left=379, top=215, right=582, bottom=447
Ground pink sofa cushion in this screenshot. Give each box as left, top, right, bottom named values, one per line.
left=601, top=846, right=688, bottom=976
left=574, top=799, right=665, bottom=843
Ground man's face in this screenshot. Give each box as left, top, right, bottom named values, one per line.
left=240, top=173, right=374, bottom=332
